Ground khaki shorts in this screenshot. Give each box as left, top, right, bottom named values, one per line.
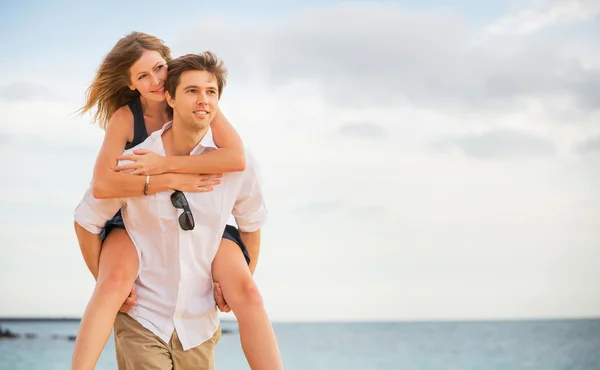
left=113, top=312, right=221, bottom=370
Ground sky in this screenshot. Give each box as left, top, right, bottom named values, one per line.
left=0, top=0, right=599, bottom=322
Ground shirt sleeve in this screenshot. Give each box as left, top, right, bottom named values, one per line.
left=74, top=187, right=123, bottom=235
left=232, top=150, right=267, bottom=232
left=73, top=138, right=158, bottom=234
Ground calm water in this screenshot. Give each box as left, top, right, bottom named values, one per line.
left=1, top=319, right=599, bottom=369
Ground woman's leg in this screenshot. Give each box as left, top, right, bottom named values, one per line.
left=71, top=229, right=139, bottom=370
left=212, top=238, right=282, bottom=370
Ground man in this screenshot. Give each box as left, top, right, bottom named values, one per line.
left=74, top=52, right=267, bottom=369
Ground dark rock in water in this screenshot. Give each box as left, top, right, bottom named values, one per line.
left=0, top=326, right=19, bottom=339
left=0, top=325, right=38, bottom=339
left=0, top=327, right=18, bottom=339
left=51, top=334, right=77, bottom=341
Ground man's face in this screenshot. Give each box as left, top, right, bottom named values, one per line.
left=167, top=70, right=219, bottom=130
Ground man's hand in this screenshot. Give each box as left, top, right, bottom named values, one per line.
left=213, top=282, right=231, bottom=312
left=119, top=285, right=137, bottom=313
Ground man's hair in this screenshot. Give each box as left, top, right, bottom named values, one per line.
left=165, top=51, right=227, bottom=101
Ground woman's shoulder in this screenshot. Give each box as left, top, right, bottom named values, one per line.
left=106, top=105, right=135, bottom=132
left=103, top=105, right=137, bottom=149
left=110, top=105, right=135, bottom=125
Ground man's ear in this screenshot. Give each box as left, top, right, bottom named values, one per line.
left=165, top=90, right=176, bottom=108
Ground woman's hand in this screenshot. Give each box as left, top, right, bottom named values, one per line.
left=115, top=150, right=168, bottom=175
left=170, top=173, right=223, bottom=193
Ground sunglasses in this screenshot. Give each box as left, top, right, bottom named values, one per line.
left=170, top=190, right=195, bottom=231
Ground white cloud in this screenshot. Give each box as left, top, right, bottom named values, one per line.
left=486, top=0, right=600, bottom=35
left=437, top=128, right=558, bottom=159
left=573, top=134, right=600, bottom=154
left=170, top=2, right=600, bottom=116
left=338, top=122, right=387, bottom=139
left=0, top=82, right=60, bottom=102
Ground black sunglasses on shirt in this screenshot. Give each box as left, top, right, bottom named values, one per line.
left=170, top=190, right=195, bottom=231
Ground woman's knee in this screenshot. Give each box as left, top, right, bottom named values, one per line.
left=96, top=229, right=138, bottom=295
left=96, top=267, right=134, bottom=296
left=227, top=279, right=264, bottom=310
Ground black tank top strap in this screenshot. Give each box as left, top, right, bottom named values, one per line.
left=124, top=96, right=148, bottom=149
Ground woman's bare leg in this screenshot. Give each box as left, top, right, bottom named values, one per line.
left=212, top=238, right=282, bottom=370
left=71, top=229, right=139, bottom=370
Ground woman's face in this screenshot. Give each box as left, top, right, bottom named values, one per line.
left=128, top=49, right=168, bottom=102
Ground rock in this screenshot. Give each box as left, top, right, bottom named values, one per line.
left=50, top=334, right=77, bottom=341
left=0, top=326, right=18, bottom=339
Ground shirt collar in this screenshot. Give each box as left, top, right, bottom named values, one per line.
left=192, top=126, right=217, bottom=154
left=159, top=121, right=218, bottom=155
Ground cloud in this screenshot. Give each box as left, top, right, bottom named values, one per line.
left=0, top=130, right=94, bottom=154
left=574, top=134, right=600, bottom=154
left=276, top=200, right=387, bottom=226
left=0, top=133, right=13, bottom=145
left=486, top=0, right=600, bottom=35
left=173, top=3, right=600, bottom=114
left=438, top=128, right=558, bottom=159
left=0, top=131, right=97, bottom=204
left=288, top=200, right=343, bottom=218
left=338, top=122, right=387, bottom=139
left=0, top=81, right=58, bottom=102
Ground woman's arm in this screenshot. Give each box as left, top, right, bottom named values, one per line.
left=115, top=110, right=246, bottom=176
left=165, top=110, right=246, bottom=173
left=91, top=107, right=175, bottom=199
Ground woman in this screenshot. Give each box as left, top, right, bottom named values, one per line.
left=71, top=32, right=282, bottom=370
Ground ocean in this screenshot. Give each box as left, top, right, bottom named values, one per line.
left=1, top=318, right=599, bottom=369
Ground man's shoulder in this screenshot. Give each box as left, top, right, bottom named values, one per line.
left=239, top=148, right=261, bottom=176
left=233, top=148, right=262, bottom=186
left=244, top=147, right=260, bottom=168
left=219, top=148, right=260, bottom=184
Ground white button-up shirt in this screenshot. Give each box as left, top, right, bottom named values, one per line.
left=74, top=122, right=267, bottom=350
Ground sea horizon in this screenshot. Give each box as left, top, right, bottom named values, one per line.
left=2, top=315, right=599, bottom=323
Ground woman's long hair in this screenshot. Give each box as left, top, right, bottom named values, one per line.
left=80, top=32, right=172, bottom=129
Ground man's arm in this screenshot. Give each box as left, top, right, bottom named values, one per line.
left=73, top=188, right=123, bottom=279
left=240, top=229, right=261, bottom=275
